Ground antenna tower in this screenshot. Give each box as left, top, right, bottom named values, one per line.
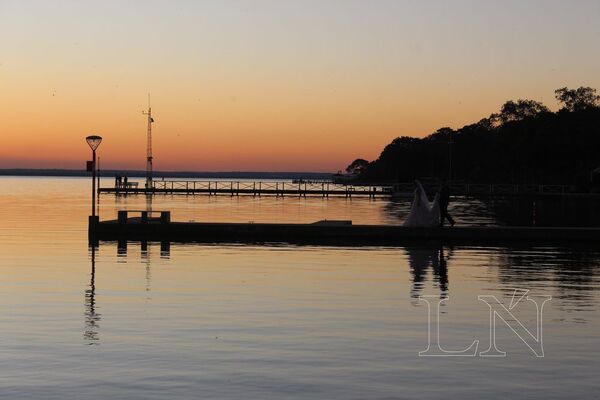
left=142, top=94, right=153, bottom=189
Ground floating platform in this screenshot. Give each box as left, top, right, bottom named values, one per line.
left=89, top=211, right=600, bottom=245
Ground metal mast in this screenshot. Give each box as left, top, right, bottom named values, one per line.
left=142, top=94, right=154, bottom=189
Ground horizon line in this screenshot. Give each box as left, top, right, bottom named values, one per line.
left=0, top=168, right=335, bottom=178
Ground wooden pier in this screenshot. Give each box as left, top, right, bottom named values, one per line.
left=89, top=211, right=600, bottom=246
left=98, top=180, right=598, bottom=198
left=99, top=180, right=389, bottom=197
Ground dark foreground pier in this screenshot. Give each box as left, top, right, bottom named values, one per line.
left=89, top=210, right=600, bottom=246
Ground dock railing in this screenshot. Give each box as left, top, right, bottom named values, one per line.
left=101, top=180, right=590, bottom=197
left=118, top=210, right=171, bottom=224
left=149, top=180, right=387, bottom=197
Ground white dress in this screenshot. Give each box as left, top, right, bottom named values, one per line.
left=403, top=180, right=440, bottom=227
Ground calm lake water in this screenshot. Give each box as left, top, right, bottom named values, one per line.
left=0, top=176, right=599, bottom=399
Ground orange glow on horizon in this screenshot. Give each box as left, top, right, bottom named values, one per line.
left=1, top=1, right=600, bottom=172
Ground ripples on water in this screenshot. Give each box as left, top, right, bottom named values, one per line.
left=0, top=177, right=599, bottom=399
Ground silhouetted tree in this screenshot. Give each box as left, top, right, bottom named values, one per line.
left=345, top=158, right=369, bottom=174
left=492, top=99, right=549, bottom=124
left=351, top=87, right=600, bottom=186
left=428, top=127, right=455, bottom=141
left=477, top=117, right=495, bottom=130
left=555, top=87, right=600, bottom=112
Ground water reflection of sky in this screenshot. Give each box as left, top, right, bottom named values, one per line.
left=1, top=177, right=599, bottom=399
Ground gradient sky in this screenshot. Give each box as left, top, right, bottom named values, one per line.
left=1, top=0, right=600, bottom=171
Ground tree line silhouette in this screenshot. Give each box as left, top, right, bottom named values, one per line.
left=349, top=87, right=600, bottom=189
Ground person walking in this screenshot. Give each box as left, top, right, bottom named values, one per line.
left=439, top=181, right=455, bottom=227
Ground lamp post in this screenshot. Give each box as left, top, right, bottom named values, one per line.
left=86, top=135, right=102, bottom=217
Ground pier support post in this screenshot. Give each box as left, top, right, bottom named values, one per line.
left=117, top=239, right=127, bottom=255
left=160, top=240, right=171, bottom=254
left=118, top=210, right=128, bottom=224
left=88, top=215, right=99, bottom=244
left=88, top=215, right=99, bottom=227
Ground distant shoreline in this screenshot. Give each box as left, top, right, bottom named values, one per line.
left=0, top=168, right=333, bottom=180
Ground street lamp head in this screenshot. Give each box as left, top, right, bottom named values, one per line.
left=86, top=135, right=102, bottom=151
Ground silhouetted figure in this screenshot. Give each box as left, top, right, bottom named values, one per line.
left=403, top=180, right=440, bottom=227
left=114, top=175, right=118, bottom=188
left=124, top=176, right=128, bottom=188
left=439, top=182, right=455, bottom=227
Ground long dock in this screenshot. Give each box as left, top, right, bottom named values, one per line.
left=99, top=180, right=387, bottom=197
left=89, top=211, right=600, bottom=246
left=98, top=180, right=598, bottom=198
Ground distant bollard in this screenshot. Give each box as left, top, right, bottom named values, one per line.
left=118, top=210, right=128, bottom=224
left=160, top=211, right=171, bottom=224
left=141, top=211, right=148, bottom=223
left=88, top=215, right=99, bottom=227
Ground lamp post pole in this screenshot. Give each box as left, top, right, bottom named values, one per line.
left=86, top=135, right=103, bottom=218
left=92, top=149, right=97, bottom=217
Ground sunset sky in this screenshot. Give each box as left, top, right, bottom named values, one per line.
left=1, top=0, right=600, bottom=172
